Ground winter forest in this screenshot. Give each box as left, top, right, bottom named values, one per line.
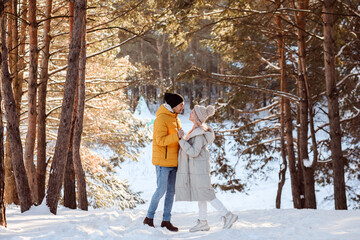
left=0, top=0, right=360, bottom=239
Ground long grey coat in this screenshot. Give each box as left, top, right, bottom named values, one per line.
left=175, top=127, right=216, bottom=201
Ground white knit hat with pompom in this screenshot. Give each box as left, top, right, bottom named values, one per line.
left=194, top=105, right=215, bottom=123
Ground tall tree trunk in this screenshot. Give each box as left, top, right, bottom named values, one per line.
left=284, top=64, right=301, bottom=209
left=0, top=63, right=6, bottom=226
left=15, top=0, right=26, bottom=117
left=36, top=0, right=52, bottom=204
left=63, top=0, right=76, bottom=210
left=322, top=0, right=347, bottom=210
left=10, top=0, right=18, bottom=95
left=296, top=107, right=305, bottom=208
left=24, top=0, right=38, bottom=204
left=4, top=138, right=18, bottom=205
left=6, top=0, right=28, bottom=205
left=275, top=10, right=287, bottom=209
left=73, top=11, right=88, bottom=210
left=1, top=2, right=32, bottom=212
left=4, top=0, right=19, bottom=207
left=64, top=148, right=76, bottom=209
left=140, top=39, right=144, bottom=63
left=168, top=43, right=174, bottom=89
left=46, top=0, right=86, bottom=214
left=6, top=1, right=12, bottom=60
left=294, top=0, right=316, bottom=209
left=37, top=0, right=52, bottom=205
left=156, top=35, right=165, bottom=82
left=298, top=74, right=316, bottom=208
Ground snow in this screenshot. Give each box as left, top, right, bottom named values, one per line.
left=133, top=96, right=153, bottom=120
left=1, top=101, right=360, bottom=239
left=2, top=204, right=359, bottom=240
left=303, top=158, right=313, bottom=168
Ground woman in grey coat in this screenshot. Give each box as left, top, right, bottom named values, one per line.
left=175, top=105, right=238, bottom=232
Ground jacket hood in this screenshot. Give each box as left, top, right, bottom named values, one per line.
left=186, top=127, right=215, bottom=144
left=156, top=104, right=177, bottom=118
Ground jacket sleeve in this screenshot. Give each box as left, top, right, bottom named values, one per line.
left=179, top=136, right=205, bottom=158
left=153, top=117, right=179, bottom=146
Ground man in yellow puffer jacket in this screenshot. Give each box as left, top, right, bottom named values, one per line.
left=143, top=93, right=184, bottom=232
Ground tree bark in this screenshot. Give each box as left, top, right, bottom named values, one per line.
left=156, top=36, right=165, bottom=82
left=294, top=0, right=316, bottom=209
left=64, top=148, right=76, bottom=209
left=0, top=55, right=6, bottom=226
left=24, top=0, right=38, bottom=205
left=63, top=0, right=77, bottom=210
left=275, top=10, right=287, bottom=209
left=15, top=0, right=26, bottom=117
left=284, top=62, right=301, bottom=209
left=4, top=0, right=19, bottom=207
left=168, top=43, right=174, bottom=88
left=36, top=0, right=52, bottom=205
left=6, top=1, right=12, bottom=62
left=46, top=0, right=86, bottom=214
left=72, top=5, right=88, bottom=210
left=4, top=138, right=18, bottom=205
left=10, top=0, right=19, bottom=99
left=322, top=0, right=347, bottom=210
left=298, top=74, right=316, bottom=208
left=1, top=1, right=32, bottom=213
left=7, top=0, right=27, bottom=206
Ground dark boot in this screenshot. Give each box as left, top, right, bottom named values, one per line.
left=143, top=217, right=154, bottom=227
left=161, top=221, right=179, bottom=232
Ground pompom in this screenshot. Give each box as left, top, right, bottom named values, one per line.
left=206, top=105, right=215, bottom=117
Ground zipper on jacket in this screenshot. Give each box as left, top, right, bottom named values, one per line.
left=165, top=146, right=168, bottom=159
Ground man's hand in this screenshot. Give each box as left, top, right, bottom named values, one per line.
left=177, top=128, right=185, bottom=139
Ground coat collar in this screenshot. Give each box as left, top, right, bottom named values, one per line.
left=163, top=103, right=174, bottom=113
left=186, top=127, right=215, bottom=144
left=186, top=127, right=206, bottom=139
left=156, top=104, right=177, bottom=118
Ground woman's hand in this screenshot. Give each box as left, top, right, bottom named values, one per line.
left=177, top=128, right=185, bottom=139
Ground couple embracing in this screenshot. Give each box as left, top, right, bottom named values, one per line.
left=143, top=93, right=238, bottom=232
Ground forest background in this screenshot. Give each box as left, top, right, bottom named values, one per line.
left=0, top=0, right=359, bottom=227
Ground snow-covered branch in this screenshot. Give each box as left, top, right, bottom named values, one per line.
left=45, top=85, right=131, bottom=117
left=229, top=101, right=280, bottom=114
left=257, top=54, right=280, bottom=70
left=336, top=42, right=352, bottom=58
left=218, top=114, right=279, bottom=133
left=337, top=0, right=360, bottom=18
left=314, top=107, right=360, bottom=135
left=211, top=73, right=280, bottom=79
left=246, top=36, right=280, bottom=70
left=49, top=35, right=139, bottom=76
left=238, top=137, right=281, bottom=156
left=314, top=73, right=360, bottom=100
left=182, top=66, right=299, bottom=102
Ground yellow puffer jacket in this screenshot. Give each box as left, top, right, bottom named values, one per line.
left=152, top=105, right=182, bottom=167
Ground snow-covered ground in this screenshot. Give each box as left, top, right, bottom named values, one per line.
left=1, top=99, right=360, bottom=239
left=2, top=203, right=360, bottom=240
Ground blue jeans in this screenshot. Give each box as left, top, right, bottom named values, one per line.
left=146, top=165, right=177, bottom=221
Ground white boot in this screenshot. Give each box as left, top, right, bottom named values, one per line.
left=189, top=219, right=210, bottom=232
left=222, top=211, right=238, bottom=229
